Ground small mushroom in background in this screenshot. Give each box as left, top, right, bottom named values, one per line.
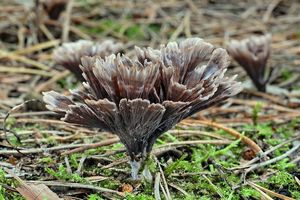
left=53, top=40, right=123, bottom=81
left=43, top=38, right=242, bottom=179
left=43, top=0, right=69, bottom=20
left=227, top=34, right=272, bottom=92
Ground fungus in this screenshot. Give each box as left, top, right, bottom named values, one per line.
left=227, top=34, right=272, bottom=92
left=53, top=40, right=123, bottom=81
left=44, top=38, right=242, bottom=179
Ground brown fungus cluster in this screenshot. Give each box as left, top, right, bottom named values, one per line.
left=227, top=34, right=272, bottom=92
left=53, top=40, right=123, bottom=81
left=44, top=38, right=242, bottom=178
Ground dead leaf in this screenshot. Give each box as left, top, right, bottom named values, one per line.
left=5, top=168, right=62, bottom=200
left=16, top=183, right=62, bottom=200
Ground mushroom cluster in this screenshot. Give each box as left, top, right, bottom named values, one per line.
left=227, top=34, right=272, bottom=92
left=53, top=40, right=123, bottom=81
left=44, top=38, right=242, bottom=178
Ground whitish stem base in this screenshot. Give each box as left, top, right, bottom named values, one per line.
left=129, top=156, right=153, bottom=182
left=130, top=160, right=141, bottom=180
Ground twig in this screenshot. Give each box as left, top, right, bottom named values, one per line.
left=61, top=137, right=119, bottom=155
left=0, top=50, right=50, bottom=70
left=26, top=180, right=125, bottom=197
left=76, top=155, right=87, bottom=174
left=65, top=156, right=72, bottom=174
left=169, top=16, right=185, bottom=41
left=168, top=129, right=227, bottom=140
left=152, top=139, right=232, bottom=156
left=234, top=135, right=300, bottom=170
left=12, top=40, right=60, bottom=56
left=101, top=158, right=127, bottom=169
left=0, top=66, right=54, bottom=77
left=0, top=111, right=55, bottom=119
left=263, top=0, right=281, bottom=22
left=295, top=177, right=300, bottom=187
left=35, top=70, right=70, bottom=93
left=155, top=156, right=172, bottom=200
left=154, top=173, right=161, bottom=200
left=248, top=181, right=274, bottom=200
left=245, top=141, right=300, bottom=174
left=62, top=0, right=73, bottom=42
left=0, top=118, right=69, bottom=125
left=182, top=119, right=263, bottom=154
left=170, top=171, right=213, bottom=177
left=3, top=100, right=39, bottom=156
left=184, top=11, right=191, bottom=37
left=202, top=174, right=223, bottom=198
left=39, top=24, right=56, bottom=41
left=0, top=143, right=104, bottom=156
left=247, top=181, right=294, bottom=200
left=168, top=183, right=189, bottom=196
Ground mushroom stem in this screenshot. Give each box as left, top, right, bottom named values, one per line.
left=130, top=160, right=142, bottom=180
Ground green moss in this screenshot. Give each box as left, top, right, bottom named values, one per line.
left=268, top=171, right=295, bottom=187
left=125, top=25, right=145, bottom=40
left=45, top=136, right=58, bottom=145
left=56, top=77, right=78, bottom=89
left=192, top=145, right=216, bottom=164
left=265, top=171, right=300, bottom=198
left=281, top=68, right=293, bottom=81
left=125, top=193, right=155, bottom=200
left=213, top=139, right=241, bottom=157
left=88, top=194, right=104, bottom=200
left=252, top=102, right=262, bottom=125
left=38, top=157, right=54, bottom=164
left=69, top=154, right=79, bottom=168
left=165, top=154, right=200, bottom=174
left=46, top=165, right=87, bottom=183
left=148, top=24, right=161, bottom=33
left=98, top=179, right=119, bottom=190
left=255, top=123, right=273, bottom=138
left=291, top=191, right=300, bottom=199
left=240, top=187, right=260, bottom=199
left=271, top=158, right=296, bottom=171
left=5, top=117, right=16, bottom=129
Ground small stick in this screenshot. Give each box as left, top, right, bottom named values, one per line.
left=26, top=180, right=125, bottom=197
left=35, top=70, right=70, bottom=93
left=62, top=0, right=73, bottom=42
left=154, top=173, right=161, bottom=200
left=182, top=119, right=263, bottom=154
left=0, top=50, right=50, bottom=70
left=234, top=135, right=300, bottom=170
left=202, top=174, right=223, bottom=198
left=0, top=66, right=54, bottom=77
left=0, top=143, right=101, bottom=156
left=168, top=183, right=189, bottom=196
left=168, top=129, right=227, bottom=140
left=247, top=181, right=294, bottom=200
left=64, top=156, right=72, bottom=174
left=12, top=40, right=60, bottom=56
left=248, top=182, right=273, bottom=200
left=245, top=141, right=300, bottom=174
left=3, top=100, right=39, bottom=155
left=154, top=156, right=172, bottom=200
left=76, top=155, right=87, bottom=174
left=61, top=137, right=120, bottom=155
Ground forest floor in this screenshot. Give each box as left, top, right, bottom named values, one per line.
left=0, top=0, right=300, bottom=199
